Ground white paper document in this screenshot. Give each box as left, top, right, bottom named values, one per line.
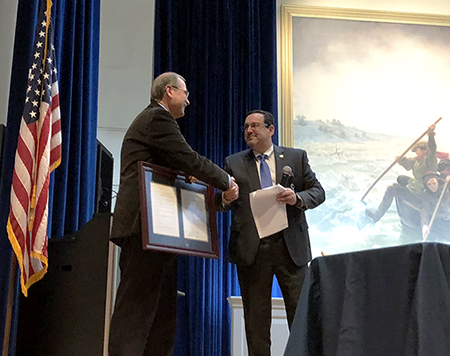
left=249, top=184, right=289, bottom=239
left=181, top=190, right=209, bottom=242
left=150, top=182, right=180, bottom=237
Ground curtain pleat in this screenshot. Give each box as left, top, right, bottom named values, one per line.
left=0, top=0, right=100, bottom=353
left=154, top=0, right=278, bottom=354
left=49, top=0, right=100, bottom=236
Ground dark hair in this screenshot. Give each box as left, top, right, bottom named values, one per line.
left=422, top=171, right=439, bottom=184
left=246, top=110, right=275, bottom=127
left=438, top=159, right=450, bottom=172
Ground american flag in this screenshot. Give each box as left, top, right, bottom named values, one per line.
left=7, top=0, right=62, bottom=297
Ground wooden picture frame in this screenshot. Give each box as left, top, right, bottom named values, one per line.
left=279, top=5, right=450, bottom=256
left=138, top=162, right=220, bottom=259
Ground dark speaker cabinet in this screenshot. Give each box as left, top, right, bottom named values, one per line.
left=95, top=141, right=114, bottom=214
left=16, top=213, right=111, bottom=356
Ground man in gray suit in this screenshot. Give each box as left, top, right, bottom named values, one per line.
left=109, top=72, right=238, bottom=356
left=219, top=110, right=325, bottom=356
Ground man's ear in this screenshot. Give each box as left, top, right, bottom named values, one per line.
left=165, top=85, right=173, bottom=98
left=269, top=125, right=275, bottom=137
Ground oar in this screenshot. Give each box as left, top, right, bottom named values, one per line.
left=361, top=117, right=442, bottom=202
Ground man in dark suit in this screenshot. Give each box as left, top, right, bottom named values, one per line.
left=219, top=110, right=325, bottom=356
left=109, top=72, right=239, bottom=356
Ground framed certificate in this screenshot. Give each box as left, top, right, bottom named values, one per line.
left=138, top=161, right=220, bottom=259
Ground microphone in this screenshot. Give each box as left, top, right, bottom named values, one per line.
left=280, top=166, right=293, bottom=187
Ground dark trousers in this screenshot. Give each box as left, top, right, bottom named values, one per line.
left=237, top=233, right=307, bottom=356
left=373, top=184, right=421, bottom=221
left=109, top=236, right=178, bottom=356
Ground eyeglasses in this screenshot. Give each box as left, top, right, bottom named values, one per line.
left=241, top=122, right=270, bottom=131
left=171, top=85, right=189, bottom=98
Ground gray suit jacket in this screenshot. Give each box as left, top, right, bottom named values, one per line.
left=111, top=101, right=230, bottom=246
left=219, top=145, right=325, bottom=266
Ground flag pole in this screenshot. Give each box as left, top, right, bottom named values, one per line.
left=29, top=0, right=53, bottom=233
left=361, top=117, right=442, bottom=202
left=2, top=254, right=17, bottom=356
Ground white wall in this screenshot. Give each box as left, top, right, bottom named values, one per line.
left=0, top=0, right=18, bottom=125
left=97, top=0, right=155, bottom=196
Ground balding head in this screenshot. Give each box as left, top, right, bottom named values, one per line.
left=151, top=72, right=186, bottom=101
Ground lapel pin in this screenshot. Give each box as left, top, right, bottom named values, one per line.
left=279, top=154, right=284, bottom=158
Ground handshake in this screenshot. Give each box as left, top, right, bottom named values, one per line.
left=223, top=177, right=239, bottom=203
left=188, top=175, right=239, bottom=203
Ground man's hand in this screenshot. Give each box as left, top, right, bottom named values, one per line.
left=276, top=188, right=297, bottom=206
left=223, top=177, right=239, bottom=202
left=187, top=176, right=198, bottom=183
left=427, top=124, right=436, bottom=135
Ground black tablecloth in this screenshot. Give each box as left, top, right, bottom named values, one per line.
left=284, top=243, right=450, bottom=356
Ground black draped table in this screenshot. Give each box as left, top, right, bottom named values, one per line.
left=284, top=243, right=450, bottom=356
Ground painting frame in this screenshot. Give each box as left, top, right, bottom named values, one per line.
left=280, top=4, right=450, bottom=147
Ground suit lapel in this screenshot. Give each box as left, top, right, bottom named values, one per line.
left=274, top=145, right=285, bottom=184
left=244, top=150, right=261, bottom=191
left=244, top=146, right=286, bottom=189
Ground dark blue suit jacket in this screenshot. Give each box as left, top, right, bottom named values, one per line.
left=219, top=145, right=325, bottom=266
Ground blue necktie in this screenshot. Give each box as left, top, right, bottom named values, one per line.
left=258, top=154, right=272, bottom=188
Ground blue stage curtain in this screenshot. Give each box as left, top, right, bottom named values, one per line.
left=0, top=0, right=100, bottom=353
left=154, top=0, right=278, bottom=354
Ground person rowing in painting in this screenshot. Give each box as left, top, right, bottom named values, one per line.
left=365, top=124, right=437, bottom=223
